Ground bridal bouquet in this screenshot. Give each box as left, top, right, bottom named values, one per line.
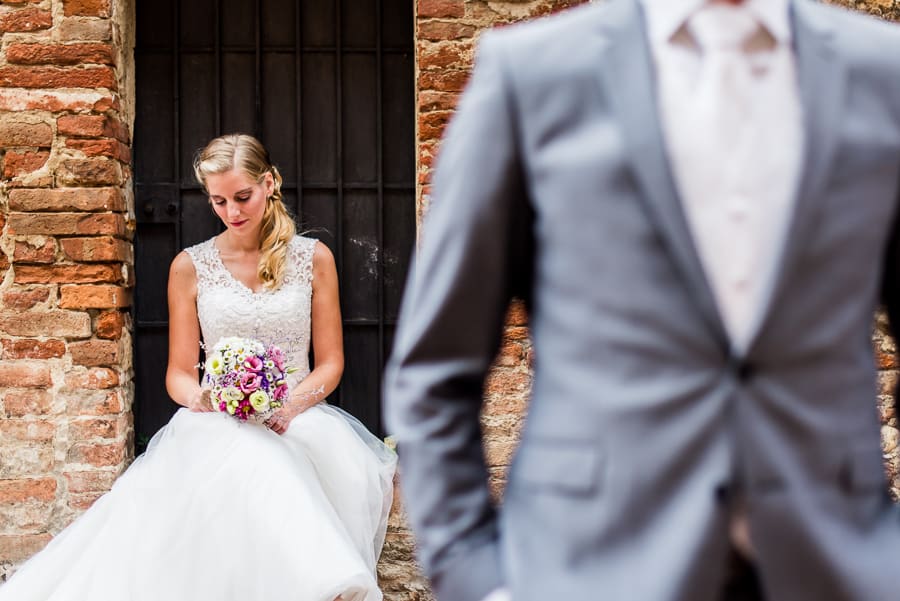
left=202, top=337, right=294, bottom=421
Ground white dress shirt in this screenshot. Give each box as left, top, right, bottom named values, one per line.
left=644, top=0, right=803, bottom=354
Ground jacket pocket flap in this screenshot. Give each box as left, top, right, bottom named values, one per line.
left=842, top=444, right=886, bottom=493
left=514, top=440, right=602, bottom=495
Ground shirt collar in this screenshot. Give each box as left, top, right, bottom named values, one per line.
left=639, top=0, right=792, bottom=47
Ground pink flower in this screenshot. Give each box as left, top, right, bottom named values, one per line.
left=239, top=372, right=261, bottom=394
left=268, top=347, right=286, bottom=371
left=273, top=384, right=288, bottom=401
left=243, top=356, right=263, bottom=373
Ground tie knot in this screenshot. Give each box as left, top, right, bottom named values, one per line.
left=688, top=5, right=760, bottom=52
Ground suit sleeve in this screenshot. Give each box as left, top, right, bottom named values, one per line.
left=383, top=31, right=530, bottom=601
left=883, top=161, right=900, bottom=407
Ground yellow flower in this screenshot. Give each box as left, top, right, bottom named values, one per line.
left=249, top=390, right=270, bottom=413
left=205, top=353, right=225, bottom=375
left=223, top=387, right=243, bottom=403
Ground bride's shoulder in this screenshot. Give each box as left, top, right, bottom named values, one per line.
left=168, top=249, right=199, bottom=289
left=175, top=238, right=217, bottom=283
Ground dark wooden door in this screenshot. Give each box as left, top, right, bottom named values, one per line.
left=133, top=0, right=414, bottom=449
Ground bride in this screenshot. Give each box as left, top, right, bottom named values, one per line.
left=0, top=134, right=397, bottom=601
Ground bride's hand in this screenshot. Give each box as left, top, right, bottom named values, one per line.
left=187, top=388, right=214, bottom=412
left=264, top=408, right=293, bottom=435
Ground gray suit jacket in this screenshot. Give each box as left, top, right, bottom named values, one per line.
left=384, top=1, right=900, bottom=600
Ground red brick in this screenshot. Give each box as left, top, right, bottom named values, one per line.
left=418, top=69, right=470, bottom=93
left=494, top=340, right=525, bottom=368
left=0, top=8, right=51, bottom=32
left=0, top=252, right=8, bottom=276
left=0, top=419, right=56, bottom=441
left=7, top=212, right=127, bottom=236
left=0, top=440, right=54, bottom=477
left=6, top=43, right=115, bottom=66
left=506, top=300, right=528, bottom=326
left=0, top=66, right=117, bottom=90
left=14, top=264, right=122, bottom=285
left=418, top=21, right=476, bottom=41
left=0, top=310, right=92, bottom=337
left=13, top=238, right=56, bottom=263
left=3, top=150, right=49, bottom=179
left=483, top=388, right=530, bottom=416
left=58, top=114, right=103, bottom=136
left=66, top=441, right=125, bottom=467
left=1, top=338, right=66, bottom=360
left=2, top=390, right=52, bottom=416
left=419, top=90, right=459, bottom=112
left=877, top=347, right=897, bottom=370
left=58, top=158, right=122, bottom=186
left=68, top=339, right=118, bottom=366
left=62, top=389, right=121, bottom=415
left=95, top=310, right=124, bottom=339
left=418, top=0, right=464, bottom=18
left=0, top=362, right=51, bottom=388
left=68, top=491, right=103, bottom=510
left=64, top=469, right=117, bottom=493
left=0, top=89, right=118, bottom=112
left=1, top=286, right=50, bottom=310
left=419, top=40, right=473, bottom=70
left=0, top=121, right=52, bottom=147
left=64, top=367, right=118, bottom=389
left=3, top=173, right=52, bottom=189
left=63, top=0, right=110, bottom=17
left=69, top=416, right=124, bottom=440
left=484, top=369, right=531, bottom=396
left=0, top=478, right=57, bottom=503
left=65, top=138, right=130, bottom=162
left=59, top=284, right=130, bottom=309
left=418, top=110, right=453, bottom=140
left=0, top=534, right=52, bottom=562
left=58, top=17, right=111, bottom=42
left=61, top=236, right=131, bottom=262
left=9, top=188, right=125, bottom=212
left=57, top=114, right=128, bottom=142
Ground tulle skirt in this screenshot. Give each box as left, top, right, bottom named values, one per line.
left=0, top=403, right=397, bottom=601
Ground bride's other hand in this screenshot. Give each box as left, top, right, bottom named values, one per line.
left=265, top=408, right=292, bottom=435
left=187, top=388, right=214, bottom=412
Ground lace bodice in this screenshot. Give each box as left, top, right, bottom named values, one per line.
left=185, top=235, right=317, bottom=383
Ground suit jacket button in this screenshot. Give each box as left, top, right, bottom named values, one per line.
left=737, top=362, right=754, bottom=381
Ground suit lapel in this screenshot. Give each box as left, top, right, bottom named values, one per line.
left=593, top=0, right=729, bottom=348
left=746, top=0, right=847, bottom=354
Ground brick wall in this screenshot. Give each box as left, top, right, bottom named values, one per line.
left=0, top=0, right=134, bottom=582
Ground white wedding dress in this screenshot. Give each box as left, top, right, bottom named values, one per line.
left=0, top=235, right=397, bottom=601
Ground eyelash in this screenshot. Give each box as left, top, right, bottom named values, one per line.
left=212, top=196, right=250, bottom=206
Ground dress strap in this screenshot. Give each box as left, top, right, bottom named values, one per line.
left=287, top=236, right=317, bottom=287
left=183, top=239, right=219, bottom=289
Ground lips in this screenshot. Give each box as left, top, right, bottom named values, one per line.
left=230, top=220, right=248, bottom=227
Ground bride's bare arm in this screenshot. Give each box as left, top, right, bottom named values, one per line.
left=165, top=251, right=211, bottom=412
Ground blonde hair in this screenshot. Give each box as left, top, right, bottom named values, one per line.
left=193, top=134, right=296, bottom=290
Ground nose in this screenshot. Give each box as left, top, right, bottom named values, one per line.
left=226, top=201, right=242, bottom=219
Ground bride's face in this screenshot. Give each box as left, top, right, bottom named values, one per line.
left=205, top=168, right=274, bottom=238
